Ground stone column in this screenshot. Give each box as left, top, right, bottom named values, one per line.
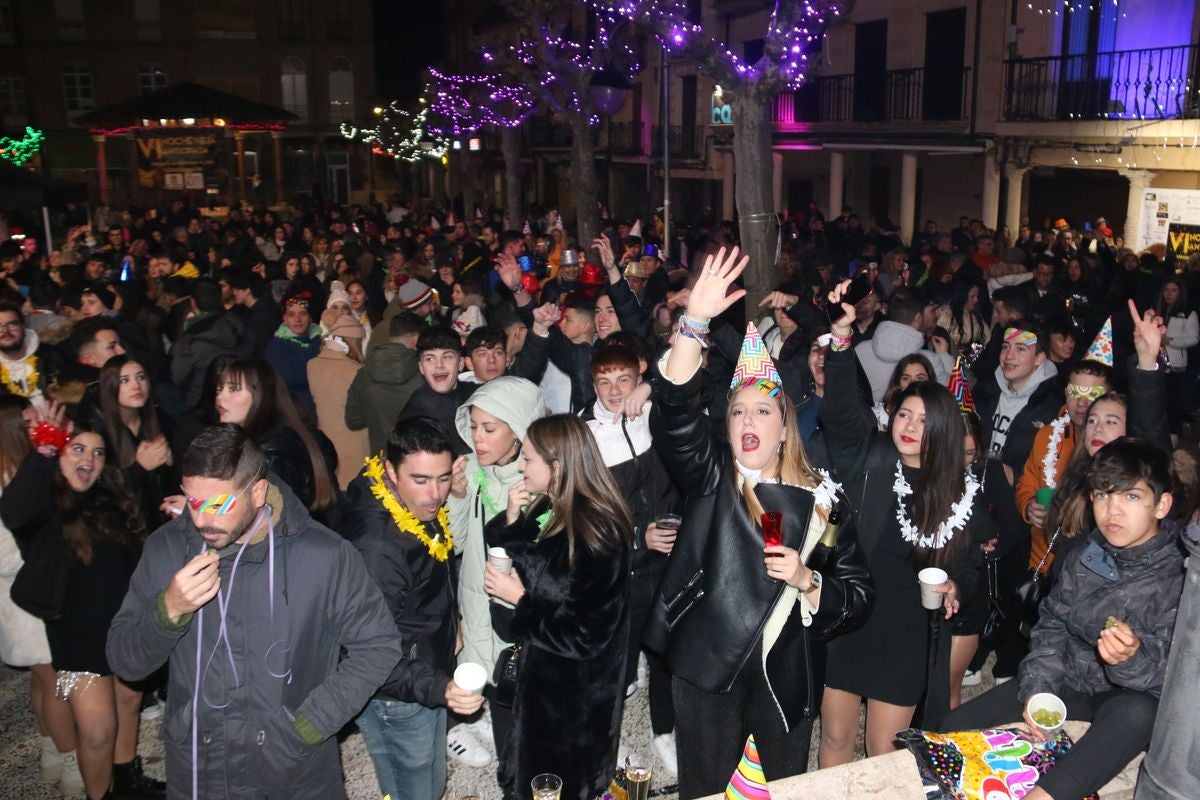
left=1004, top=165, right=1028, bottom=237
left=1120, top=169, right=1156, bottom=250
left=92, top=134, right=109, bottom=205
left=772, top=150, right=784, bottom=213
left=899, top=151, right=918, bottom=245
left=828, top=150, right=845, bottom=218
left=721, top=149, right=735, bottom=221
left=272, top=132, right=284, bottom=205
left=234, top=131, right=247, bottom=204
left=981, top=148, right=1000, bottom=232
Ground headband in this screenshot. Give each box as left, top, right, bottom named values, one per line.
left=1003, top=327, right=1038, bottom=346
left=1066, top=383, right=1108, bottom=401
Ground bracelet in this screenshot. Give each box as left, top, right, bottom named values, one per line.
left=828, top=331, right=853, bottom=352
left=678, top=314, right=711, bottom=334
left=677, top=315, right=710, bottom=349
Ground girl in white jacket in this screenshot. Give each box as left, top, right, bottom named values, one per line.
left=1157, top=278, right=1198, bottom=433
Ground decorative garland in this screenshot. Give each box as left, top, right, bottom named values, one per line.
left=1041, top=414, right=1071, bottom=489
left=893, top=460, right=980, bottom=549
left=872, top=401, right=889, bottom=430
left=735, top=462, right=842, bottom=512
left=0, top=354, right=38, bottom=398
left=473, top=465, right=502, bottom=521
left=364, top=455, right=453, bottom=561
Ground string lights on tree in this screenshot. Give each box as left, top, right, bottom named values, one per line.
left=340, top=99, right=448, bottom=163
left=425, top=66, right=537, bottom=137
left=0, top=126, right=45, bottom=167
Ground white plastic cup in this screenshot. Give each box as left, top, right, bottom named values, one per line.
left=453, top=662, right=488, bottom=695
left=1026, top=692, right=1067, bottom=737
left=917, top=567, right=949, bottom=610
left=487, top=546, right=512, bottom=575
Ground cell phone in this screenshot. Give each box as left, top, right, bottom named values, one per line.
left=1083, top=222, right=1092, bottom=232
left=828, top=272, right=873, bottom=324
left=517, top=255, right=533, bottom=272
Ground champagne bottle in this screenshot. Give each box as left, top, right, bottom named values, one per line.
left=805, top=502, right=843, bottom=574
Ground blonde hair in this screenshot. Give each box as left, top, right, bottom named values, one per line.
left=727, top=390, right=830, bottom=527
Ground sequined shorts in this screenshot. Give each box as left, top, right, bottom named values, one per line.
left=56, top=670, right=102, bottom=700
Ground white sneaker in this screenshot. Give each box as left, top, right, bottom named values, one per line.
left=637, top=652, right=649, bottom=690
left=652, top=732, right=678, bottom=778
left=994, top=675, right=1013, bottom=686
left=59, top=750, right=84, bottom=796
left=625, top=681, right=638, bottom=699
left=140, top=697, right=165, bottom=721
left=447, top=725, right=492, bottom=768
left=962, top=669, right=982, bottom=687
left=39, top=736, right=61, bottom=782
left=469, top=712, right=495, bottom=747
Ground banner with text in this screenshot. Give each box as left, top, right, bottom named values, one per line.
left=1137, top=188, right=1200, bottom=253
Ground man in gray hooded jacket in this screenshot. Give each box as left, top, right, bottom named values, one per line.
left=107, top=424, right=401, bottom=799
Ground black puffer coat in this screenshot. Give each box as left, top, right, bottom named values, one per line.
left=644, top=367, right=874, bottom=730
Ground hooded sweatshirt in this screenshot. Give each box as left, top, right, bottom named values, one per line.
left=988, top=358, right=1059, bottom=460
left=344, top=341, right=423, bottom=454
left=448, top=376, right=547, bottom=675
left=853, top=320, right=953, bottom=402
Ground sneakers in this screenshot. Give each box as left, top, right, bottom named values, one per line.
left=636, top=652, right=649, bottom=691
left=111, top=755, right=166, bottom=799
left=39, top=736, right=61, bottom=782
left=625, top=681, right=638, bottom=699
left=60, top=750, right=84, bottom=796
left=962, top=669, right=982, bottom=687
left=467, top=713, right=495, bottom=747
left=139, top=696, right=164, bottom=721
left=994, top=675, right=1013, bottom=686
left=651, top=732, right=678, bottom=778
left=446, top=725, right=492, bottom=768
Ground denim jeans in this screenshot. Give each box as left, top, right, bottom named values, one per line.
left=357, top=698, right=447, bottom=800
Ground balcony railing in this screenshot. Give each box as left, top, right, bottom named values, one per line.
left=773, top=67, right=971, bottom=126
left=651, top=125, right=701, bottom=159
left=1004, top=44, right=1199, bottom=121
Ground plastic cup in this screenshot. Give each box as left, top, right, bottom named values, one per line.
left=1026, top=692, right=1067, bottom=737
left=531, top=773, right=562, bottom=800
left=453, top=662, right=487, bottom=695
left=487, top=546, right=512, bottom=575
left=655, top=513, right=682, bottom=531
left=917, top=567, right=949, bottom=610
left=1035, top=487, right=1055, bottom=507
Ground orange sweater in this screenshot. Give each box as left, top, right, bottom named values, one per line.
left=1015, top=409, right=1076, bottom=571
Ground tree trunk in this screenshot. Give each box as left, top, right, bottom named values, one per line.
left=457, top=154, right=480, bottom=221
left=501, top=126, right=523, bottom=227
left=566, top=113, right=600, bottom=247
left=731, top=88, right=778, bottom=312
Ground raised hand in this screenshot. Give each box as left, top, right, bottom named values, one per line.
left=686, top=246, right=749, bottom=322
left=1128, top=298, right=1165, bottom=370
left=826, top=280, right=857, bottom=337
left=591, top=237, right=617, bottom=274
left=506, top=479, right=531, bottom=525
left=495, top=252, right=523, bottom=293
left=531, top=302, right=560, bottom=337
left=757, top=290, right=799, bottom=311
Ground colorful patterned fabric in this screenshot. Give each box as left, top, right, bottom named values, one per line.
left=1084, top=317, right=1114, bottom=367
left=948, top=356, right=975, bottom=414
left=729, top=322, right=782, bottom=397
left=1003, top=327, right=1038, bottom=347
left=725, top=735, right=771, bottom=800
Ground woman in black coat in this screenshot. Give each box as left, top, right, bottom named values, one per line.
left=483, top=414, right=632, bottom=800
left=643, top=248, right=874, bottom=800
left=817, top=280, right=989, bottom=766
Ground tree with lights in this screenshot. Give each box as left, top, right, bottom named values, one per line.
left=598, top=0, right=848, bottom=304
left=487, top=0, right=643, bottom=246
left=426, top=67, right=536, bottom=225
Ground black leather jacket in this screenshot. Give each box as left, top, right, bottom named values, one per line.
left=644, top=368, right=874, bottom=730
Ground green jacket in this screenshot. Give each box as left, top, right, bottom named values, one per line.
left=345, top=341, right=423, bottom=454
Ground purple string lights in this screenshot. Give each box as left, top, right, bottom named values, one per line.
left=425, top=67, right=537, bottom=138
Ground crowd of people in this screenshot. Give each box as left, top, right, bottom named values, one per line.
left=0, top=194, right=1196, bottom=800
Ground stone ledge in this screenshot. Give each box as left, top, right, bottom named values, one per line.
left=701, top=721, right=1142, bottom=800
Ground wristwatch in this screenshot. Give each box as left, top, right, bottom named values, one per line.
left=802, top=570, right=822, bottom=595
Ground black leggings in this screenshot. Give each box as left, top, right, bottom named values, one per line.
left=672, top=643, right=813, bottom=800
left=939, top=679, right=1156, bottom=799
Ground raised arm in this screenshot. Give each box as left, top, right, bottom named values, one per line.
left=817, top=280, right=879, bottom=479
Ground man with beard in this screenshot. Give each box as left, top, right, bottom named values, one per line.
left=0, top=303, right=46, bottom=404
left=106, top=424, right=401, bottom=800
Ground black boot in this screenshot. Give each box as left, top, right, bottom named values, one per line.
left=110, top=756, right=166, bottom=799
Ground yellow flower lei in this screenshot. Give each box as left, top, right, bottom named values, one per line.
left=0, top=355, right=38, bottom=398
left=364, top=454, right=453, bottom=561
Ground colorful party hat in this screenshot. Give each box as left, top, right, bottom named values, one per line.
left=630, top=217, right=643, bottom=237
left=947, top=356, right=975, bottom=414
left=1084, top=317, right=1114, bottom=367
left=730, top=322, right=782, bottom=397
left=725, top=735, right=771, bottom=800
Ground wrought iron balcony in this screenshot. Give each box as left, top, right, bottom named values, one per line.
left=651, top=125, right=701, bottom=159
left=773, top=67, right=971, bottom=126
left=1004, top=44, right=1199, bottom=121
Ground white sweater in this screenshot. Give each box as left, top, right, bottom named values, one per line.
left=1165, top=311, right=1199, bottom=370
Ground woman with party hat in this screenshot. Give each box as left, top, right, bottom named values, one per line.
left=643, top=247, right=873, bottom=799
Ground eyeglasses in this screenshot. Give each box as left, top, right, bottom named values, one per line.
left=1066, top=384, right=1108, bottom=401
left=182, top=476, right=259, bottom=516
left=0, top=321, right=23, bottom=332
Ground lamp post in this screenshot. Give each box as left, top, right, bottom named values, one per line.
left=589, top=64, right=630, bottom=225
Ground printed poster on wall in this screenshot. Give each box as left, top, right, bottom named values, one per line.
left=1137, top=188, right=1200, bottom=252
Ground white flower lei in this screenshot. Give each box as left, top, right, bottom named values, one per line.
left=872, top=401, right=890, bottom=430
left=893, top=460, right=980, bottom=549
left=1041, top=414, right=1071, bottom=489
left=735, top=463, right=841, bottom=512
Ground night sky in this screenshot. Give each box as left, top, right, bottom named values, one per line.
left=374, top=1, right=447, bottom=103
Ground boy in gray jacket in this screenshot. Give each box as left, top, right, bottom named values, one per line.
left=939, top=438, right=1185, bottom=800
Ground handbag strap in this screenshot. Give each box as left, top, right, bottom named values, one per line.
left=1032, top=527, right=1062, bottom=576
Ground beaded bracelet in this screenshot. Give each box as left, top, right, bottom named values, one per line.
left=828, top=331, right=853, bottom=352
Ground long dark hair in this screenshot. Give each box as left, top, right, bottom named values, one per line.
left=1046, top=392, right=1131, bottom=538
left=524, top=415, right=632, bottom=566
left=889, top=381, right=969, bottom=569
left=1156, top=277, right=1188, bottom=319
left=99, top=355, right=162, bottom=468
left=882, top=353, right=935, bottom=417
left=216, top=358, right=335, bottom=511
left=53, top=422, right=146, bottom=565
left=0, top=395, right=30, bottom=486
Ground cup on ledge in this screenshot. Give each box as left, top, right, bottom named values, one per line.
left=531, top=773, right=563, bottom=800
left=1026, top=692, right=1067, bottom=738
left=917, top=567, right=949, bottom=611
left=453, top=662, right=487, bottom=696
left=487, top=546, right=512, bottom=575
